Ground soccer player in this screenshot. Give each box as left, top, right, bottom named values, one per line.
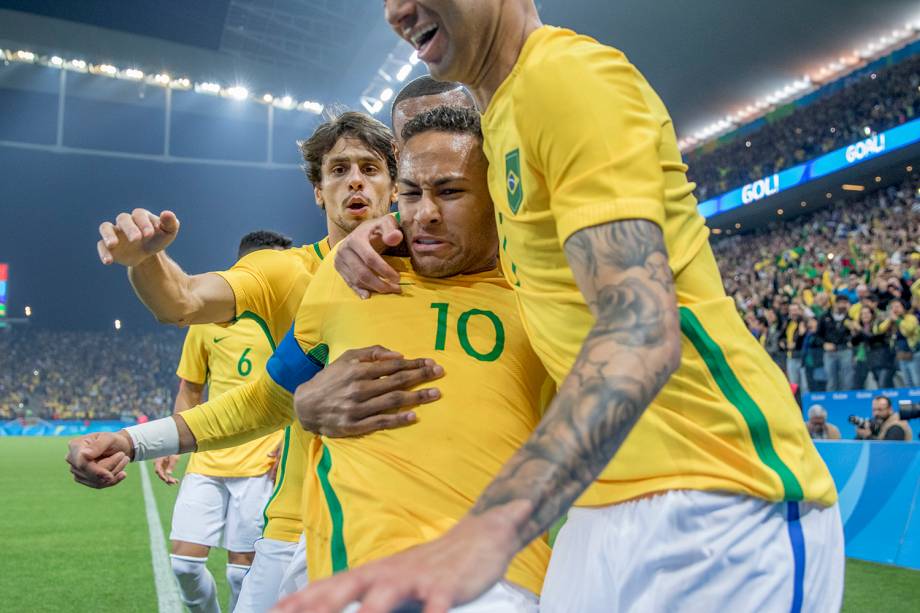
left=159, top=231, right=291, bottom=613
left=310, top=1, right=845, bottom=611
left=90, top=112, right=433, bottom=611
left=69, top=106, right=550, bottom=611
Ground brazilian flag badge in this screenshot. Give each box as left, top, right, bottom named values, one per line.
left=505, top=148, right=523, bottom=214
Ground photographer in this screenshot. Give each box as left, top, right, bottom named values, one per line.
left=854, top=396, right=914, bottom=441
left=806, top=405, right=841, bottom=440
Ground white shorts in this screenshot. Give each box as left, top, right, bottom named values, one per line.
left=234, top=537, right=299, bottom=613
left=343, top=581, right=537, bottom=613
left=277, top=533, right=308, bottom=599
left=169, top=472, right=274, bottom=552
left=541, top=490, right=844, bottom=613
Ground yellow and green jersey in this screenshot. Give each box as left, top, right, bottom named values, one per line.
left=183, top=253, right=553, bottom=595
left=178, top=321, right=281, bottom=477
left=294, top=256, right=550, bottom=594
left=481, top=25, right=836, bottom=508
left=212, top=237, right=331, bottom=542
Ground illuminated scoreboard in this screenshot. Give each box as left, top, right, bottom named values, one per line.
left=0, top=263, right=7, bottom=327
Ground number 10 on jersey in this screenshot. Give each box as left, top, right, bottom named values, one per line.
left=430, top=303, right=505, bottom=362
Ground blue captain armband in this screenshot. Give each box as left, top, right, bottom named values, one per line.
left=266, top=326, right=325, bottom=393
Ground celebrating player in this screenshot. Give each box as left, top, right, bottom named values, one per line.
left=308, top=1, right=845, bottom=611
left=158, top=231, right=291, bottom=613
left=69, top=106, right=550, bottom=611
left=88, top=111, right=435, bottom=612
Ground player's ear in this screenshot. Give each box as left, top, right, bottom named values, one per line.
left=314, top=185, right=325, bottom=210
left=390, top=182, right=398, bottom=204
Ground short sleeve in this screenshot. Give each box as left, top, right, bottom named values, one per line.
left=521, top=47, right=666, bottom=244
left=177, top=326, right=209, bottom=385
left=215, top=249, right=302, bottom=331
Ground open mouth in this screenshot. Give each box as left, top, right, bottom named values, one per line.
left=410, top=23, right=439, bottom=50
left=345, top=197, right=370, bottom=216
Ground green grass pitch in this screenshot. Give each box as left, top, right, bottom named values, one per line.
left=1, top=437, right=918, bottom=612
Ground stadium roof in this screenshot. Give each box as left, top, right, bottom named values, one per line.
left=0, top=0, right=918, bottom=134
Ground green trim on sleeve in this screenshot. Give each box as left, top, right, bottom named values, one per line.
left=238, top=311, right=277, bottom=351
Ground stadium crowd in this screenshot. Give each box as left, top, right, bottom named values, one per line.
left=0, top=329, right=181, bottom=421
left=713, top=176, right=920, bottom=392
left=687, top=52, right=920, bottom=199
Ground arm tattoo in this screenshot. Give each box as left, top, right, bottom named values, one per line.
left=471, top=219, right=681, bottom=548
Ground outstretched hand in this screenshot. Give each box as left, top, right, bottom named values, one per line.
left=97, top=208, right=180, bottom=267
left=66, top=431, right=134, bottom=489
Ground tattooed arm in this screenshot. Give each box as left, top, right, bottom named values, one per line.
left=273, top=219, right=682, bottom=613
left=470, top=218, right=682, bottom=549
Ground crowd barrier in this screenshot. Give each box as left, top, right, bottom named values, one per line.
left=816, top=440, right=920, bottom=570
left=803, top=387, right=920, bottom=439
left=0, top=419, right=135, bottom=436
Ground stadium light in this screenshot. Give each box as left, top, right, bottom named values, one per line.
left=151, top=73, right=170, bottom=86
left=224, top=85, right=249, bottom=101
left=380, top=87, right=394, bottom=103
left=196, top=81, right=222, bottom=95
left=396, top=64, right=413, bottom=82
left=299, top=101, right=324, bottom=114
left=121, top=68, right=144, bottom=81
left=777, top=209, right=784, bottom=215
left=262, top=93, right=274, bottom=103
left=114, top=319, right=122, bottom=330
left=274, top=95, right=296, bottom=110
left=24, top=306, right=31, bottom=317
left=409, top=50, right=420, bottom=65
left=95, top=64, right=118, bottom=77
left=14, top=50, right=35, bottom=63
left=169, top=77, right=191, bottom=90
left=50, top=56, right=63, bottom=67
left=67, top=59, right=88, bottom=72
left=361, top=96, right=384, bottom=115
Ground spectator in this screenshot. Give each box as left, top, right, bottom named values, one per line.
left=806, top=405, right=841, bottom=440
left=817, top=294, right=855, bottom=391
left=851, top=305, right=896, bottom=389
left=802, top=317, right=826, bottom=392
left=855, top=396, right=914, bottom=441
left=879, top=299, right=920, bottom=387
left=781, top=303, right=808, bottom=391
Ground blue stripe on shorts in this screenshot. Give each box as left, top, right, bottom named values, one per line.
left=786, top=501, right=806, bottom=613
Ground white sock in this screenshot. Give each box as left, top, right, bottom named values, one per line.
left=170, top=554, right=221, bottom=613
left=226, top=563, right=250, bottom=612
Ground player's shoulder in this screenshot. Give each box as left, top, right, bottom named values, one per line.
left=235, top=239, right=328, bottom=275
left=521, top=26, right=631, bottom=81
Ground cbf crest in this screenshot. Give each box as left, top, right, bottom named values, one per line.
left=505, top=148, right=524, bottom=214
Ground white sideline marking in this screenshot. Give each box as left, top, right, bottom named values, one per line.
left=139, top=461, right=184, bottom=613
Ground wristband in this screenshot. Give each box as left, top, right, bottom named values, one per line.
left=124, top=418, right=180, bottom=462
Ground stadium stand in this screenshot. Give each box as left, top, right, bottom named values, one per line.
left=712, top=175, right=920, bottom=392
left=687, top=52, right=920, bottom=200
left=0, top=328, right=181, bottom=420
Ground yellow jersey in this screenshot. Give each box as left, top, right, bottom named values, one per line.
left=213, top=238, right=330, bottom=541
left=178, top=322, right=282, bottom=477
left=481, top=25, right=836, bottom=507
left=293, top=255, right=550, bottom=594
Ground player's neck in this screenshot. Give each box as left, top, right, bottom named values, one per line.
left=326, top=220, right=347, bottom=248
left=469, top=11, right=542, bottom=110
